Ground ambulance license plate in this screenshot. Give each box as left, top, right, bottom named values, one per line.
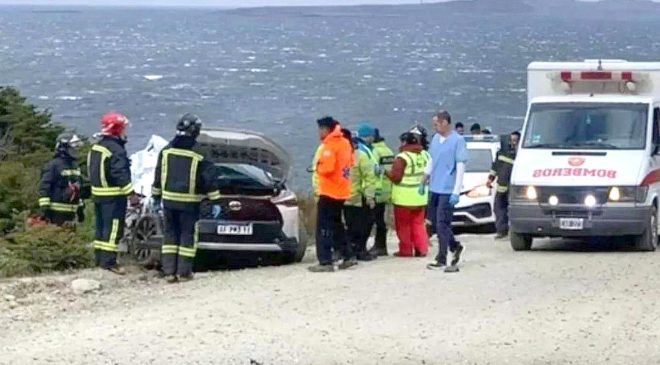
left=559, top=218, right=584, bottom=230
left=217, top=224, right=253, bottom=235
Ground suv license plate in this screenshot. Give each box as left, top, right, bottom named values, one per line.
left=217, top=224, right=253, bottom=235
left=559, top=218, right=584, bottom=230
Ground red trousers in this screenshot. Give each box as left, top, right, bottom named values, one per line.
left=393, top=205, right=429, bottom=256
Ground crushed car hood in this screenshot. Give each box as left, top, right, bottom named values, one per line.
left=196, top=128, right=292, bottom=181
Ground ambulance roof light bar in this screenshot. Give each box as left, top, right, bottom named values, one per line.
left=560, top=71, right=634, bottom=83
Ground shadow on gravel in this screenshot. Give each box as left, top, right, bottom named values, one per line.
left=194, top=252, right=302, bottom=272
left=531, top=237, right=641, bottom=253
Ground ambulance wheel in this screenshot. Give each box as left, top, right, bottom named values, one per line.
left=510, top=231, right=533, bottom=251
left=634, top=206, right=657, bottom=252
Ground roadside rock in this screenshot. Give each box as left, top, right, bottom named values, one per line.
left=4, top=294, right=16, bottom=302
left=71, top=279, right=101, bottom=295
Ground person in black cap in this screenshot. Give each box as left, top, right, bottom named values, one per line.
left=470, top=123, right=482, bottom=135
left=455, top=122, right=465, bottom=136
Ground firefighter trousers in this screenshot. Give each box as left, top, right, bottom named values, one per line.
left=161, top=208, right=199, bottom=277
left=94, top=198, right=127, bottom=269
left=46, top=210, right=76, bottom=226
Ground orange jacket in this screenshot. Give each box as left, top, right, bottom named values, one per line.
left=315, top=125, right=354, bottom=200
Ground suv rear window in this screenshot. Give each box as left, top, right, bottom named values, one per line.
left=466, top=148, right=494, bottom=173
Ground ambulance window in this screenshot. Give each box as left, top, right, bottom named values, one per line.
left=653, top=107, right=660, bottom=146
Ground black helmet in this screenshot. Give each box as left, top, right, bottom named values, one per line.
left=399, top=132, right=420, bottom=145
left=176, top=113, right=202, bottom=138
left=55, top=132, right=83, bottom=158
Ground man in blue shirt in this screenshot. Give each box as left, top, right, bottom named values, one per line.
left=422, top=111, right=468, bottom=273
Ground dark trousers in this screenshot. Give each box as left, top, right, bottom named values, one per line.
left=94, top=198, right=127, bottom=269
left=162, top=207, right=199, bottom=277
left=316, top=196, right=349, bottom=265
left=494, top=191, right=510, bottom=234
left=373, top=203, right=388, bottom=250
left=46, top=210, right=76, bottom=226
left=344, top=204, right=373, bottom=257
left=428, top=193, right=459, bottom=265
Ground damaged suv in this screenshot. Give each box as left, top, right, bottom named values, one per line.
left=129, top=128, right=306, bottom=267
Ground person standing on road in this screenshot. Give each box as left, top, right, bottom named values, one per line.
left=423, top=111, right=468, bottom=273
left=369, top=128, right=395, bottom=257
left=310, top=116, right=354, bottom=273
left=387, top=132, right=430, bottom=257
left=470, top=123, right=482, bottom=135
left=455, top=122, right=465, bottom=136
left=88, top=112, right=133, bottom=275
left=38, top=132, right=86, bottom=227
left=343, top=123, right=379, bottom=262
left=151, top=114, right=222, bottom=283
left=487, top=131, right=520, bottom=240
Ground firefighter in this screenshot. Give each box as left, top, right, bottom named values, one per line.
left=88, top=112, right=133, bottom=275
left=152, top=113, right=221, bottom=283
left=487, top=131, right=520, bottom=240
left=38, top=132, right=85, bottom=226
left=369, top=128, right=395, bottom=257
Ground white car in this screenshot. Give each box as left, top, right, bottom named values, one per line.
left=452, top=135, right=502, bottom=228
left=127, top=128, right=307, bottom=267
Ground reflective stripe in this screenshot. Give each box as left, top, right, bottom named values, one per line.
left=60, top=169, right=81, bottom=176
left=162, top=191, right=204, bottom=203
left=152, top=187, right=162, bottom=195
left=178, top=246, right=196, bottom=258
left=162, top=244, right=179, bottom=255
left=498, top=155, right=514, bottom=164
left=496, top=185, right=509, bottom=193
left=109, top=219, right=119, bottom=245
left=392, top=151, right=429, bottom=207
left=92, top=183, right=133, bottom=197
left=189, top=159, right=199, bottom=196
left=49, top=203, right=78, bottom=213
left=207, top=190, right=221, bottom=201
left=92, top=145, right=112, bottom=188
left=489, top=169, right=497, bottom=176
left=38, top=197, right=51, bottom=207
left=94, top=240, right=117, bottom=252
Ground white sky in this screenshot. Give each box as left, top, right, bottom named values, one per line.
left=0, top=0, right=437, bottom=7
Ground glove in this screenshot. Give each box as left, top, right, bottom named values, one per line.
left=212, top=204, right=222, bottom=219
left=449, top=194, right=460, bottom=206
left=373, top=164, right=384, bottom=176
left=151, top=196, right=162, bottom=211
left=77, top=206, right=85, bottom=223
left=417, top=184, right=426, bottom=196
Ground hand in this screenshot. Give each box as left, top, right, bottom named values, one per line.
left=417, top=184, right=426, bottom=196
left=449, top=194, right=460, bottom=206
left=486, top=180, right=493, bottom=189
left=373, top=164, right=384, bottom=176
left=212, top=204, right=222, bottom=219
left=151, top=196, right=162, bottom=211
left=366, top=198, right=376, bottom=209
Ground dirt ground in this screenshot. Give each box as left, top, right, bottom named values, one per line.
left=1, top=234, right=660, bottom=365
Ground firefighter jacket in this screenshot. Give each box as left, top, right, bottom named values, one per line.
left=87, top=136, right=133, bottom=203
left=151, top=136, right=221, bottom=212
left=488, top=149, right=516, bottom=194
left=38, top=150, right=84, bottom=214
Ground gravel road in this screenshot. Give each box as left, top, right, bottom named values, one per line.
left=1, top=234, right=660, bottom=365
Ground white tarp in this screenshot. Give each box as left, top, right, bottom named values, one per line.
left=130, top=135, right=168, bottom=197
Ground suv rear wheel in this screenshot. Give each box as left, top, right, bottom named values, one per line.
left=634, top=206, right=658, bottom=252
left=510, top=231, right=533, bottom=251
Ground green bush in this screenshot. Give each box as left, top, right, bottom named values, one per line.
left=0, top=225, right=94, bottom=277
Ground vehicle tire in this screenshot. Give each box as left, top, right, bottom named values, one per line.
left=282, top=226, right=308, bottom=264
left=634, top=206, right=658, bottom=252
left=130, top=215, right=161, bottom=268
left=510, top=231, right=533, bottom=251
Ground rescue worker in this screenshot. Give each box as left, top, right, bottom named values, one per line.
left=309, top=116, right=353, bottom=273
left=38, top=132, right=85, bottom=226
left=424, top=111, right=467, bottom=273
left=344, top=123, right=379, bottom=262
left=369, top=128, right=395, bottom=257
left=152, top=113, right=222, bottom=283
left=455, top=122, right=465, bottom=136
left=386, top=132, right=430, bottom=257
left=88, top=112, right=133, bottom=275
left=487, top=131, right=520, bottom=240
left=470, top=123, right=482, bottom=135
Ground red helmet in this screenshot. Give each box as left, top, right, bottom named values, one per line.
left=100, top=112, right=129, bottom=136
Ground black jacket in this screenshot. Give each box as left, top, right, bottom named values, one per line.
left=87, top=136, right=133, bottom=203
left=38, top=151, right=84, bottom=214
left=488, top=149, right=516, bottom=193
left=152, top=136, right=220, bottom=212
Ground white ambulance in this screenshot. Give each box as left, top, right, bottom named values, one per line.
left=509, top=60, right=660, bottom=251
